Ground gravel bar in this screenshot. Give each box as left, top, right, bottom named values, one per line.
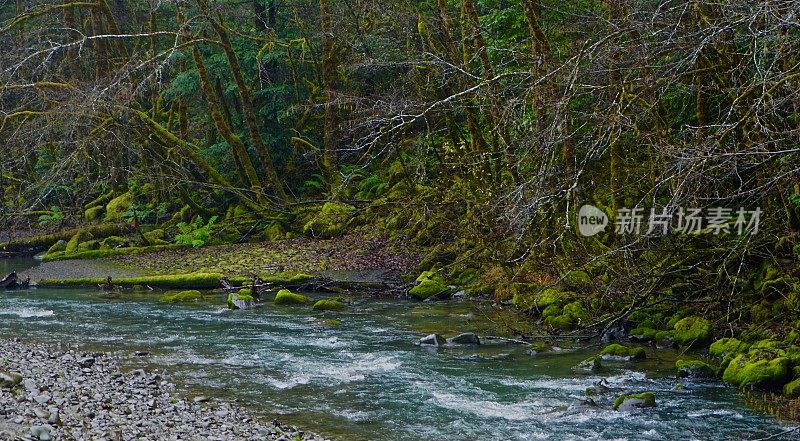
left=0, top=338, right=327, bottom=441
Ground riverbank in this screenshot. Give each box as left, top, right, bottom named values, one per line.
left=0, top=338, right=326, bottom=441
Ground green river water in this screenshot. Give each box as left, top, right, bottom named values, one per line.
left=1, top=258, right=797, bottom=440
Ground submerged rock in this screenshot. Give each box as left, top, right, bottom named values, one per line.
left=312, top=298, right=345, bottom=311
left=449, top=332, right=480, bottom=345
left=599, top=344, right=646, bottom=362
left=419, top=334, right=447, bottom=346
left=574, top=357, right=602, bottom=373
left=613, top=392, right=656, bottom=411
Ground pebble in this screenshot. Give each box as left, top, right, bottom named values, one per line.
left=0, top=339, right=327, bottom=440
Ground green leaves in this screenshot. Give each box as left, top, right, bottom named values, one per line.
left=176, top=216, right=218, bottom=248
left=37, top=206, right=64, bottom=227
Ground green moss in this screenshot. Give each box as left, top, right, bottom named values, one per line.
left=84, top=206, right=105, bottom=223
left=562, top=301, right=588, bottom=321
left=544, top=314, right=573, bottom=330
left=77, top=239, right=101, bottom=252
left=65, top=230, right=93, bottom=254
left=143, top=229, right=169, bottom=245
left=673, top=316, right=712, bottom=346
left=43, top=244, right=184, bottom=262
left=274, top=289, right=310, bottom=305
left=722, top=349, right=791, bottom=390
left=409, top=271, right=448, bottom=300
left=100, top=236, right=127, bottom=250
left=39, top=272, right=221, bottom=289
left=541, top=304, right=561, bottom=319
left=709, top=338, right=750, bottom=358
left=160, top=290, right=203, bottom=303
left=537, top=288, right=567, bottom=309
left=562, top=270, right=591, bottom=289
left=600, top=344, right=646, bottom=361
left=302, top=202, right=356, bottom=238
left=0, top=224, right=127, bottom=253
left=46, top=240, right=67, bottom=255
left=676, top=360, right=715, bottom=379
left=237, top=288, right=253, bottom=297
left=264, top=222, right=285, bottom=241
left=323, top=319, right=342, bottom=326
left=104, top=192, right=133, bottom=221
left=629, top=327, right=659, bottom=340
left=613, top=392, right=656, bottom=411
left=313, top=299, right=345, bottom=311
left=783, top=378, right=800, bottom=398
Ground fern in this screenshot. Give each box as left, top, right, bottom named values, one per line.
left=37, top=206, right=64, bottom=227
left=175, top=216, right=218, bottom=248
left=356, top=175, right=389, bottom=200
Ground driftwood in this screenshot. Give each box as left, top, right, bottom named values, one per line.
left=0, top=272, right=29, bottom=289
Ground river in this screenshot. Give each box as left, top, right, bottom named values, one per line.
left=0, top=258, right=795, bottom=440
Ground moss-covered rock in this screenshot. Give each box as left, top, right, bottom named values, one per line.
left=46, top=240, right=67, bottom=255
left=672, top=316, right=712, bottom=347
left=302, top=202, right=356, bottom=238
left=613, top=392, right=656, bottom=411
left=104, top=192, right=133, bottom=221
left=574, top=357, right=602, bottom=373
left=709, top=338, right=750, bottom=359
left=783, top=378, right=800, bottom=398
left=629, top=327, right=659, bottom=343
left=676, top=360, right=715, bottom=379
left=160, top=290, right=202, bottom=303
left=409, top=271, right=448, bottom=300
left=77, top=239, right=101, bottom=252
left=562, top=270, right=592, bottom=289
left=722, top=348, right=791, bottom=390
left=143, top=229, right=169, bottom=245
left=84, top=206, right=105, bottom=223
left=65, top=230, right=94, bottom=254
left=227, top=291, right=255, bottom=310
left=263, top=272, right=313, bottom=285
left=313, top=298, right=345, bottom=311
left=274, top=289, right=309, bottom=305
left=600, top=344, right=646, bottom=361
left=100, top=236, right=127, bottom=250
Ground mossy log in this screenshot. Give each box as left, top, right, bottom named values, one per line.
left=38, top=272, right=222, bottom=289
left=43, top=244, right=186, bottom=262
left=0, top=224, right=130, bottom=253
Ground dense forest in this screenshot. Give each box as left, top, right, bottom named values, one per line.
left=2, top=0, right=800, bottom=393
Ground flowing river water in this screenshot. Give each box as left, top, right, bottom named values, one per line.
left=0, top=258, right=796, bottom=440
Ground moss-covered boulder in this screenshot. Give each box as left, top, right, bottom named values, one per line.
left=676, top=360, right=715, bottom=380
left=709, top=338, right=750, bottom=359
left=160, top=290, right=202, bottom=303
left=629, top=327, right=659, bottom=343
left=600, top=344, right=646, bottom=362
left=313, top=298, right=345, bottom=311
left=65, top=230, right=94, bottom=254
left=722, top=348, right=791, bottom=390
left=84, top=206, right=105, bottom=223
left=274, top=289, right=310, bottom=305
left=104, top=192, right=133, bottom=221
left=46, top=240, right=67, bottom=255
left=613, top=392, right=656, bottom=411
left=227, top=290, right=255, bottom=310
left=77, top=239, right=101, bottom=252
left=672, top=316, right=712, bottom=347
left=263, top=272, right=313, bottom=285
left=562, top=270, right=592, bottom=290
left=302, top=202, right=356, bottom=238
left=783, top=378, right=800, bottom=398
left=409, top=270, right=449, bottom=300
left=574, top=357, right=602, bottom=373
left=143, top=229, right=169, bottom=246
left=100, top=236, right=127, bottom=250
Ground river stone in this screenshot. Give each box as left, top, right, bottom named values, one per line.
left=574, top=357, right=602, bottom=373
left=30, top=425, right=52, bottom=441
left=449, top=332, right=480, bottom=345
left=419, top=334, right=447, bottom=346
left=0, top=371, right=23, bottom=388
left=613, top=392, right=656, bottom=411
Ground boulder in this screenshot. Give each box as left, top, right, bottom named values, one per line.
left=312, top=298, right=345, bottom=311
left=273, top=289, right=309, bottom=305
left=574, top=357, right=602, bottom=373
left=227, top=292, right=255, bottom=310
left=722, top=348, right=790, bottom=390
left=419, top=334, right=447, bottom=346
left=676, top=360, right=715, bottom=380
left=599, top=344, right=646, bottom=362
left=613, top=392, right=656, bottom=411
left=46, top=240, right=67, bottom=255
left=672, top=316, right=712, bottom=347
left=409, top=271, right=449, bottom=300
left=449, top=332, right=480, bottom=345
